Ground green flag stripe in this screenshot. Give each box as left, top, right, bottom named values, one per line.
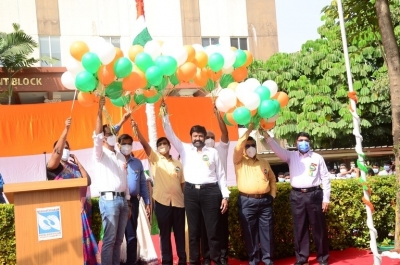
left=133, top=28, right=152, bottom=46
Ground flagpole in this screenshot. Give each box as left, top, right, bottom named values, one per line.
left=336, top=1, right=381, bottom=264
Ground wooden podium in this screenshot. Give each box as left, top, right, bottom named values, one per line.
left=4, top=178, right=87, bottom=265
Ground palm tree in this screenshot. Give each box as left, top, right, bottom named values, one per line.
left=0, top=23, right=40, bottom=104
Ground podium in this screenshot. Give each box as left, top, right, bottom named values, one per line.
left=4, top=178, right=87, bottom=265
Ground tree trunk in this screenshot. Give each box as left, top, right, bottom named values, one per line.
left=375, top=0, right=400, bottom=249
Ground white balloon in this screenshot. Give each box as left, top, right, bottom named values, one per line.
left=218, top=89, right=237, bottom=109
left=222, top=49, right=236, bottom=69
left=245, top=78, right=261, bottom=91
left=161, top=42, right=176, bottom=56
left=144, top=40, right=162, bottom=60
left=235, top=82, right=249, bottom=102
left=87, top=37, right=107, bottom=51
left=242, top=92, right=260, bottom=111
left=263, top=80, right=278, bottom=97
left=205, top=45, right=219, bottom=56
left=192, top=44, right=205, bottom=52
left=61, top=71, right=77, bottom=90
left=215, top=97, right=231, bottom=112
left=171, top=46, right=188, bottom=66
left=93, top=41, right=116, bottom=65
left=66, top=57, right=84, bottom=75
left=222, top=66, right=234, bottom=74
left=266, top=114, right=279, bottom=123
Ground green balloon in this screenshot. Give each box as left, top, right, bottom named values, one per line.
left=258, top=99, right=280, bottom=119
left=105, top=81, right=123, bottom=99
left=82, top=52, right=101, bottom=74
left=271, top=99, right=281, bottom=116
left=155, top=56, right=178, bottom=76
left=156, top=76, right=169, bottom=91
left=169, top=73, right=179, bottom=86
left=114, top=57, right=133, bottom=78
left=135, top=52, right=154, bottom=72
left=75, top=71, right=97, bottom=92
left=111, top=95, right=131, bottom=107
left=145, top=66, right=163, bottom=86
left=220, top=74, right=234, bottom=88
left=205, top=79, right=215, bottom=92
left=233, top=107, right=251, bottom=125
left=233, top=49, right=247, bottom=68
left=254, top=86, right=271, bottom=101
left=223, top=114, right=233, bottom=126
left=134, top=93, right=146, bottom=105
left=208, top=53, right=224, bottom=72
left=145, top=93, right=161, bottom=104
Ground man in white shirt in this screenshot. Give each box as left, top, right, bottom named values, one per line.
left=162, top=102, right=229, bottom=265
left=93, top=97, right=130, bottom=265
left=201, top=109, right=230, bottom=265
left=378, top=161, right=395, bottom=176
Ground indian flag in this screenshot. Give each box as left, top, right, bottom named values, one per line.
left=132, top=0, right=152, bottom=46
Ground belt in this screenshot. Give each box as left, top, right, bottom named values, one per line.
left=239, top=192, right=269, bottom=199
left=292, top=186, right=321, bottom=193
left=185, top=182, right=218, bottom=189
left=100, top=191, right=126, bottom=197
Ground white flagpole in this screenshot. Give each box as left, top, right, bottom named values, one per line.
left=336, top=1, right=381, bottom=264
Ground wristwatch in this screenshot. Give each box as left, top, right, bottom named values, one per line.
left=223, top=197, right=229, bottom=202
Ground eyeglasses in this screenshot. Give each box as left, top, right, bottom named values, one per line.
left=245, top=144, right=256, bottom=149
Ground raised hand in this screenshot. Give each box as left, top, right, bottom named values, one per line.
left=65, top=117, right=72, bottom=129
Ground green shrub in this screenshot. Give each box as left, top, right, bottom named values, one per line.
left=0, top=176, right=396, bottom=263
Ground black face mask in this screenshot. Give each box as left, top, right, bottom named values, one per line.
left=192, top=140, right=205, bottom=148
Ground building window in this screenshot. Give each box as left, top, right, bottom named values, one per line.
left=101, top=36, right=121, bottom=48
left=201, top=37, right=219, bottom=47
left=230, top=37, right=248, bottom=50
left=39, top=36, right=61, bottom=67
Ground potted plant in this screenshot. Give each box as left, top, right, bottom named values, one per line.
left=378, top=237, right=395, bottom=252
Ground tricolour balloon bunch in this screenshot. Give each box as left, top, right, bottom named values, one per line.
left=215, top=78, right=289, bottom=130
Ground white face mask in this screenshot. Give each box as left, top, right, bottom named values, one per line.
left=278, top=177, right=285, bottom=182
left=120, top=144, right=132, bottom=156
left=340, top=169, right=347, bottom=174
left=61, top=148, right=70, bottom=161
left=205, top=138, right=215, bottom=148
left=106, top=135, right=117, bottom=146
left=373, top=168, right=379, bottom=173
left=246, top=147, right=257, bottom=158
left=285, top=179, right=290, bottom=182
left=158, top=145, right=170, bottom=155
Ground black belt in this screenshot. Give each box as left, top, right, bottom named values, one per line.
left=292, top=186, right=321, bottom=193
left=100, top=191, right=126, bottom=197
left=240, top=192, right=269, bottom=199
left=185, top=182, right=218, bottom=189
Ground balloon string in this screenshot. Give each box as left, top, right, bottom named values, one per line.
left=70, top=89, right=78, bottom=116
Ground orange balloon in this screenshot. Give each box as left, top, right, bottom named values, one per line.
left=128, top=45, right=144, bottom=62
left=250, top=109, right=258, bottom=117
left=122, top=70, right=147, bottom=92
left=226, top=113, right=237, bottom=125
left=184, top=45, right=196, bottom=62
left=272, top=92, right=289, bottom=108
left=194, top=51, right=208, bottom=68
left=260, top=119, right=276, bottom=130
left=177, top=62, right=197, bottom=82
left=236, top=100, right=244, bottom=107
left=208, top=69, right=222, bottom=81
left=143, top=89, right=158, bottom=98
left=110, top=47, right=124, bottom=66
left=97, top=64, right=116, bottom=85
left=78, top=91, right=98, bottom=107
left=193, top=68, right=208, bottom=86
left=70, top=41, right=89, bottom=61
left=232, top=67, right=248, bottom=82
left=244, top=50, right=254, bottom=67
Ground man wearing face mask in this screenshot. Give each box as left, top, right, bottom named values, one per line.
left=117, top=133, right=151, bottom=265
left=93, top=97, right=130, bottom=265
left=201, top=107, right=230, bottom=265
left=132, top=120, right=186, bottom=265
left=378, top=161, right=394, bottom=176
left=371, top=162, right=380, bottom=175
left=0, top=174, right=6, bottom=204
left=161, top=101, right=229, bottom=265
left=263, top=131, right=330, bottom=265
left=233, top=123, right=276, bottom=265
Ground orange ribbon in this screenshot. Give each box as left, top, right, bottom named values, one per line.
left=361, top=186, right=374, bottom=213
left=348, top=91, right=358, bottom=112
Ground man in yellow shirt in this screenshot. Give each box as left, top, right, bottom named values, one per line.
left=132, top=120, right=186, bottom=265
left=233, top=123, right=276, bottom=265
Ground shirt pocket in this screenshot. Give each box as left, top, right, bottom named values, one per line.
left=308, top=162, right=319, bottom=177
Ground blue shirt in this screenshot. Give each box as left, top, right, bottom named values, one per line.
left=0, top=173, right=4, bottom=189
left=126, top=155, right=151, bottom=205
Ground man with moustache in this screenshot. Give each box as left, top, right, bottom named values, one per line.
left=162, top=102, right=229, bottom=265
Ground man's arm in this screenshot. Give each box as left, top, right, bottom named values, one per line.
left=233, top=123, right=254, bottom=165
left=132, top=120, right=152, bottom=157
left=93, top=97, right=106, bottom=162
left=261, top=130, right=291, bottom=163
left=267, top=163, right=277, bottom=198
left=47, top=118, right=71, bottom=170
left=320, top=158, right=331, bottom=204
left=114, top=112, right=131, bottom=135
left=214, top=107, right=229, bottom=144
left=161, top=102, right=185, bottom=154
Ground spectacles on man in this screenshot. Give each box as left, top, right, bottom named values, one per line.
left=245, top=144, right=256, bottom=149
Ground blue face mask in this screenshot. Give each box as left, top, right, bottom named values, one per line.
left=298, top=141, right=310, bottom=153
left=384, top=165, right=391, bottom=171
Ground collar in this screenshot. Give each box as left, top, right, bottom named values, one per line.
left=298, top=150, right=313, bottom=157
left=190, top=145, right=209, bottom=152
left=159, top=153, right=173, bottom=161
left=244, top=154, right=259, bottom=161
left=103, top=146, right=117, bottom=155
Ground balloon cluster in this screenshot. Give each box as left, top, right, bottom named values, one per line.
left=61, top=38, right=254, bottom=109
left=215, top=78, right=289, bottom=130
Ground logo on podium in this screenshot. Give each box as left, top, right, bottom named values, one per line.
left=36, top=206, right=62, bottom=241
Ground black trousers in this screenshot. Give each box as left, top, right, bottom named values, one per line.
left=290, top=189, right=329, bottom=263
left=184, top=183, right=222, bottom=265
left=238, top=195, right=274, bottom=265
left=201, top=208, right=229, bottom=263
left=125, top=197, right=140, bottom=265
left=154, top=200, right=186, bottom=265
